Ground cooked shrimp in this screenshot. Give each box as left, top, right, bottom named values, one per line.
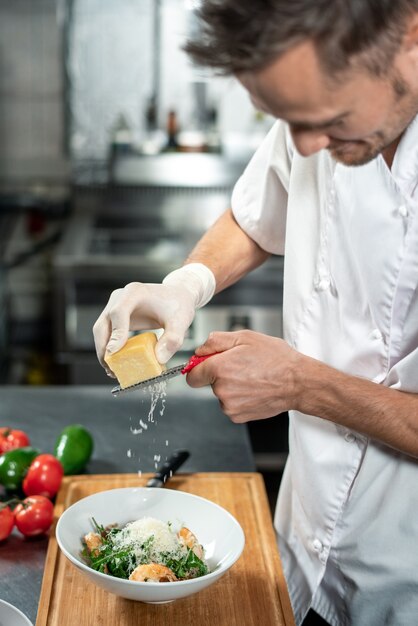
left=84, top=532, right=103, bottom=556
left=129, top=563, right=177, bottom=583
left=178, top=526, right=204, bottom=560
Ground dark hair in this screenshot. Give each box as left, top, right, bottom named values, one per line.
left=185, top=0, right=418, bottom=76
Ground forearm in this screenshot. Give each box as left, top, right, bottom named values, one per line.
left=296, top=355, right=418, bottom=457
left=184, top=208, right=270, bottom=293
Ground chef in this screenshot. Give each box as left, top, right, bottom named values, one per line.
left=93, top=1, right=418, bottom=624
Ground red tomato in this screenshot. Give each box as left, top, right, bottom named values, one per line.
left=23, top=454, right=63, bottom=498
left=14, top=495, right=54, bottom=537
left=0, top=427, right=10, bottom=452
left=0, top=505, right=14, bottom=541
left=0, top=428, right=30, bottom=453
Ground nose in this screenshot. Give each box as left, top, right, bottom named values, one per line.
left=290, top=128, right=331, bottom=156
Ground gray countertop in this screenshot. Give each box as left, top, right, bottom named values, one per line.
left=0, top=383, right=255, bottom=624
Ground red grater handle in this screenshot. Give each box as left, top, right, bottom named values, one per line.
left=181, top=353, right=216, bottom=375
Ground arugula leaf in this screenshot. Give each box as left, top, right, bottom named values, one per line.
left=165, top=548, right=209, bottom=579
left=86, top=542, right=135, bottom=578
left=83, top=521, right=135, bottom=578
left=92, top=517, right=106, bottom=536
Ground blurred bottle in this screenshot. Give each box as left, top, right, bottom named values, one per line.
left=26, top=352, right=53, bottom=385
left=164, top=109, right=180, bottom=152
left=108, top=113, right=134, bottom=176
left=109, top=113, right=133, bottom=157
left=205, top=106, right=222, bottom=153
left=140, top=97, right=166, bottom=155
left=146, top=97, right=158, bottom=133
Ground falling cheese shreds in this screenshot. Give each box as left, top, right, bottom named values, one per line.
left=148, top=382, right=167, bottom=422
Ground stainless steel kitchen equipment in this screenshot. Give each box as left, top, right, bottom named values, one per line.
left=53, top=153, right=284, bottom=384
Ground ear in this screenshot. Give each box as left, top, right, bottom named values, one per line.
left=402, top=12, right=418, bottom=53
left=397, top=12, right=418, bottom=81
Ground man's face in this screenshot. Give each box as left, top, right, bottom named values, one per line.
left=238, top=40, right=418, bottom=166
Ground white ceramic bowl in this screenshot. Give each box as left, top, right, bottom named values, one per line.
left=56, top=487, right=245, bottom=603
left=0, top=600, right=33, bottom=626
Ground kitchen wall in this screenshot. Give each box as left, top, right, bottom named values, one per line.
left=0, top=0, right=69, bottom=384
left=0, top=0, right=271, bottom=167
left=0, top=0, right=65, bottom=168
left=68, top=0, right=264, bottom=159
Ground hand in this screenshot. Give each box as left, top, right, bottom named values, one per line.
left=186, top=330, right=301, bottom=423
left=93, top=282, right=196, bottom=376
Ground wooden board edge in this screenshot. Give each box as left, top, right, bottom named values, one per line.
left=56, top=472, right=262, bottom=503
left=275, top=547, right=296, bottom=626
left=248, top=474, right=296, bottom=626
left=57, top=472, right=259, bottom=483
left=35, top=483, right=68, bottom=626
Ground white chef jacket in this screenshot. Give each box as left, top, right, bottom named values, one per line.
left=231, top=118, right=418, bottom=626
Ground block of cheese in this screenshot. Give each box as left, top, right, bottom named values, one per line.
left=104, top=332, right=166, bottom=389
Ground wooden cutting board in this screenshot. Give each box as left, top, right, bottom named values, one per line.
left=36, top=473, right=295, bottom=626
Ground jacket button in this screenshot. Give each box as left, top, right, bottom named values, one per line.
left=316, top=277, right=331, bottom=291
left=312, top=538, right=323, bottom=552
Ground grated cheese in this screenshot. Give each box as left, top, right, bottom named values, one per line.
left=113, top=517, right=183, bottom=562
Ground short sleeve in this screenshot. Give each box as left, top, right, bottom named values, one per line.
left=385, top=348, right=418, bottom=393
left=231, top=120, right=293, bottom=255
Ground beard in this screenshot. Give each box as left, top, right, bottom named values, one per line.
left=328, top=72, right=417, bottom=167
left=328, top=134, right=388, bottom=166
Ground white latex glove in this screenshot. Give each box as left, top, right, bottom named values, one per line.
left=93, top=263, right=216, bottom=375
